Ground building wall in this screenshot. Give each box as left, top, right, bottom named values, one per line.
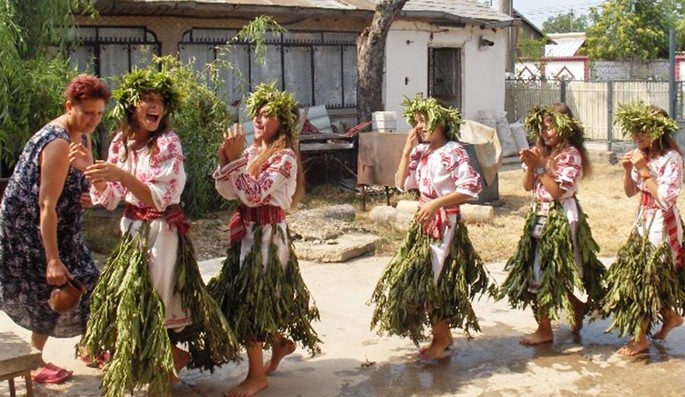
left=75, top=15, right=367, bottom=55
left=384, top=21, right=507, bottom=130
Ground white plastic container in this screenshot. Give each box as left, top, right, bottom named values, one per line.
left=372, top=111, right=397, bottom=133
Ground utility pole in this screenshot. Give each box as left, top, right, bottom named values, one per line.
left=499, top=0, right=515, bottom=74
left=570, top=9, right=574, bottom=31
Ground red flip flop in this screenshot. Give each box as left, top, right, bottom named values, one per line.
left=32, top=363, right=73, bottom=384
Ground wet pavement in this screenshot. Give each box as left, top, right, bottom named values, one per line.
left=2, top=256, right=685, bottom=396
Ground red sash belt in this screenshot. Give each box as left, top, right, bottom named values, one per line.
left=124, top=204, right=190, bottom=235
left=229, top=205, right=286, bottom=243
left=419, top=195, right=460, bottom=240
left=640, top=191, right=682, bottom=269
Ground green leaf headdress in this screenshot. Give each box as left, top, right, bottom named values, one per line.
left=614, top=102, right=678, bottom=141
left=246, top=82, right=299, bottom=138
left=401, top=96, right=462, bottom=140
left=524, top=105, right=584, bottom=143
left=110, top=68, right=182, bottom=121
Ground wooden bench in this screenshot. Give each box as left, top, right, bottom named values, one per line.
left=0, top=331, right=41, bottom=397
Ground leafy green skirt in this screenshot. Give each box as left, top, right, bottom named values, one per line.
left=81, top=225, right=239, bottom=397
left=369, top=218, right=494, bottom=346
left=602, top=229, right=685, bottom=338
left=498, top=200, right=606, bottom=326
left=207, top=223, right=321, bottom=355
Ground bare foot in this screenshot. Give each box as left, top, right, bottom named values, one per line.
left=571, top=301, right=587, bottom=334
left=225, top=375, right=268, bottom=397
left=519, top=329, right=553, bottom=346
left=419, top=332, right=454, bottom=355
left=420, top=338, right=451, bottom=360
left=653, top=314, right=683, bottom=340
left=617, top=338, right=649, bottom=357
left=264, top=339, right=296, bottom=375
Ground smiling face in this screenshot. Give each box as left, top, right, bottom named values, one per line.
left=541, top=116, right=560, bottom=147
left=133, top=92, right=165, bottom=133
left=253, top=106, right=281, bottom=145
left=413, top=112, right=446, bottom=144
left=65, top=98, right=106, bottom=134
left=631, top=129, right=654, bottom=150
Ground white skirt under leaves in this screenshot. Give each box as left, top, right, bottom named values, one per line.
left=369, top=219, right=495, bottom=346
left=82, top=226, right=238, bottom=397
left=207, top=224, right=321, bottom=355
left=498, top=200, right=606, bottom=327
left=602, top=229, right=685, bottom=338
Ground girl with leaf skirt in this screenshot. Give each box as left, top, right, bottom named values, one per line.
left=80, top=69, right=238, bottom=396
left=208, top=82, right=320, bottom=397
left=603, top=103, right=685, bottom=357
left=498, top=103, right=606, bottom=345
left=369, top=96, right=494, bottom=361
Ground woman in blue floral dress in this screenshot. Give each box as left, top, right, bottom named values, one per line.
left=0, top=75, right=110, bottom=383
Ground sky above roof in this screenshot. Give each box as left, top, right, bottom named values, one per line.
left=489, top=0, right=607, bottom=29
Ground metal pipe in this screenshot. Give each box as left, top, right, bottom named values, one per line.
left=669, top=28, right=676, bottom=118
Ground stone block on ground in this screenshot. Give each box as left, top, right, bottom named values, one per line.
left=294, top=233, right=381, bottom=262
left=369, top=205, right=413, bottom=233
left=289, top=204, right=359, bottom=241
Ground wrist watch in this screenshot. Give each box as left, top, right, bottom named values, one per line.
left=535, top=166, right=546, bottom=176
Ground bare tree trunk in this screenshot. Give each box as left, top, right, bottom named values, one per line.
left=356, top=0, right=409, bottom=123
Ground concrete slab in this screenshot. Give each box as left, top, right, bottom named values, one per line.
left=2, top=257, right=685, bottom=396
left=294, top=233, right=381, bottom=262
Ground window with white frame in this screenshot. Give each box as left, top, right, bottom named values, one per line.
left=178, top=29, right=358, bottom=111
left=68, top=26, right=161, bottom=87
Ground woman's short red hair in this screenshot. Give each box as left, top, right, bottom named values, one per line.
left=64, top=75, right=111, bottom=104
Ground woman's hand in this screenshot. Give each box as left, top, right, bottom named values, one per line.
left=415, top=200, right=440, bottom=223
left=630, top=149, right=648, bottom=172
left=68, top=142, right=94, bottom=172
left=621, top=151, right=634, bottom=172
left=221, top=124, right=246, bottom=164
left=46, top=258, right=71, bottom=287
left=84, top=161, right=125, bottom=184
left=403, top=127, right=420, bottom=154
left=519, top=147, right=542, bottom=168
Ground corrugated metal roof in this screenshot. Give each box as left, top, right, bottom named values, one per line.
left=544, top=33, right=586, bottom=57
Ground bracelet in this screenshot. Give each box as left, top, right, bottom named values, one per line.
left=639, top=171, right=652, bottom=180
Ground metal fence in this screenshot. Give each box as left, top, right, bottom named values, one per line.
left=505, top=80, right=685, bottom=147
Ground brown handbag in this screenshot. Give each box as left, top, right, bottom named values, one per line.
left=49, top=278, right=87, bottom=314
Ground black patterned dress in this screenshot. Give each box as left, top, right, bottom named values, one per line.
left=0, top=124, right=99, bottom=337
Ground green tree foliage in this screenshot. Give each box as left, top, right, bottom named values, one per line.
left=0, top=0, right=95, bottom=168
left=584, top=0, right=676, bottom=60
left=541, top=12, right=589, bottom=34
left=517, top=38, right=547, bottom=60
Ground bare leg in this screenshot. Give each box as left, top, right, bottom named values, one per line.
left=568, top=293, right=587, bottom=334
left=617, top=320, right=650, bottom=357
left=520, top=315, right=553, bottom=345
left=653, top=309, right=683, bottom=340
left=170, top=345, right=191, bottom=385
left=420, top=320, right=451, bottom=360
left=31, top=333, right=49, bottom=376
left=264, top=334, right=296, bottom=375
left=225, top=342, right=268, bottom=397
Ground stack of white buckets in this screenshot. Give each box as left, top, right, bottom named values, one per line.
left=372, top=111, right=397, bottom=133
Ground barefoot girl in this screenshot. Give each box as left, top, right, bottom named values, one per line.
left=603, top=102, right=685, bottom=356
left=209, top=82, right=320, bottom=397
left=81, top=69, right=237, bottom=395
left=369, top=96, right=494, bottom=360
left=498, top=103, right=605, bottom=345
